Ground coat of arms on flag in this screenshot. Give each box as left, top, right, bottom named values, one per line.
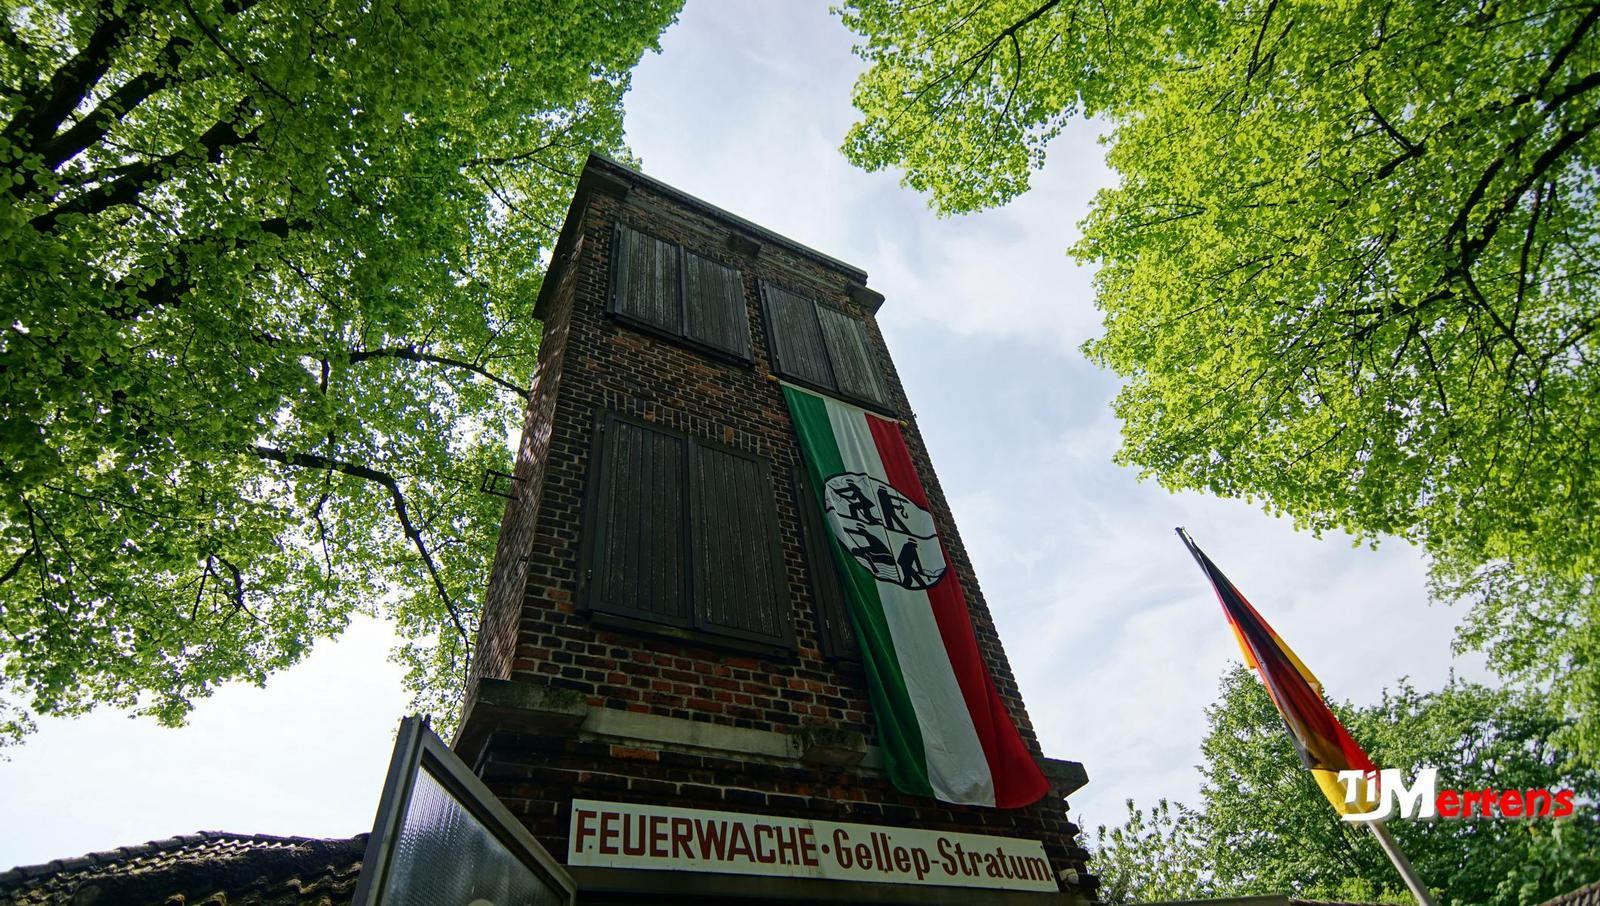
left=822, top=472, right=947, bottom=590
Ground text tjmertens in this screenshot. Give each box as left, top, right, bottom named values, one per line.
left=1338, top=768, right=1576, bottom=822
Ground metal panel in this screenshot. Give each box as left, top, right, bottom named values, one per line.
left=612, top=224, right=680, bottom=332
left=683, top=251, right=751, bottom=359
left=352, top=716, right=576, bottom=906
left=793, top=468, right=858, bottom=661
left=383, top=768, right=567, bottom=906
left=585, top=415, right=691, bottom=626
left=817, top=305, right=890, bottom=408
left=761, top=282, right=834, bottom=389
left=691, top=443, right=792, bottom=646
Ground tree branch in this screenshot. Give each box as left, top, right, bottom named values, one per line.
left=884, top=0, right=1059, bottom=137
left=462, top=127, right=574, bottom=170
left=349, top=345, right=525, bottom=394
left=33, top=34, right=193, bottom=174
left=1363, top=90, right=1420, bottom=157
left=959, top=0, right=1059, bottom=94
left=1, top=2, right=149, bottom=151
left=250, top=445, right=472, bottom=648
left=1242, top=0, right=1280, bottom=98
left=0, top=548, right=30, bottom=589
left=31, top=110, right=260, bottom=231
left=95, top=216, right=294, bottom=321
left=213, top=554, right=263, bottom=624
left=1535, top=3, right=1600, bottom=99
left=177, top=0, right=295, bottom=107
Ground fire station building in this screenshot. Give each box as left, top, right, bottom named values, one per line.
left=448, top=154, right=1094, bottom=904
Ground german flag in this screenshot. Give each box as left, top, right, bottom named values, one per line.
left=1177, top=529, right=1378, bottom=815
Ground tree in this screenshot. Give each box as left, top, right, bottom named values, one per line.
left=1089, top=798, right=1213, bottom=904
left=838, top=0, right=1600, bottom=754
left=0, top=0, right=682, bottom=744
left=1091, top=666, right=1600, bottom=905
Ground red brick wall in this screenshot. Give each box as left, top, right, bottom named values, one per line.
left=467, top=224, right=586, bottom=701
left=464, top=169, right=1091, bottom=889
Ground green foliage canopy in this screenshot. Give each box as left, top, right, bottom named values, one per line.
left=1091, top=798, right=1213, bottom=905
left=1091, top=666, right=1600, bottom=906
left=0, top=0, right=681, bottom=743
left=840, top=0, right=1600, bottom=752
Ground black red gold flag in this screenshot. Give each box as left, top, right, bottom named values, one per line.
left=1177, top=528, right=1378, bottom=814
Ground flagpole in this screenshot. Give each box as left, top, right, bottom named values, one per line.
left=1367, top=820, right=1437, bottom=906
left=1174, top=527, right=1437, bottom=906
left=1174, top=526, right=1203, bottom=566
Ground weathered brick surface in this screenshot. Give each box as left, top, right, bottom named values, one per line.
left=462, top=160, right=1091, bottom=892
left=466, top=226, right=586, bottom=702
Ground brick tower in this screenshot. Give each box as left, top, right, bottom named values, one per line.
left=453, top=155, right=1093, bottom=904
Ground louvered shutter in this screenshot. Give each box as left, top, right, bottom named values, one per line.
left=612, top=225, right=679, bottom=332
left=582, top=414, right=691, bottom=627
left=683, top=251, right=750, bottom=359
left=792, top=468, right=858, bottom=661
left=761, top=283, right=835, bottom=389
left=691, top=444, right=792, bottom=646
left=816, top=305, right=890, bottom=408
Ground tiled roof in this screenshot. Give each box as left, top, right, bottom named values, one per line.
left=0, top=831, right=366, bottom=906
left=1542, top=880, right=1600, bottom=906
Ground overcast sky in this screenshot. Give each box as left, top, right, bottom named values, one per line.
left=0, top=2, right=1484, bottom=869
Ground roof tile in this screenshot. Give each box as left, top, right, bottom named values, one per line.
left=0, top=832, right=366, bottom=906
left=1541, top=880, right=1600, bottom=906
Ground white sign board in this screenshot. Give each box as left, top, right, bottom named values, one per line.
left=568, top=798, right=1058, bottom=893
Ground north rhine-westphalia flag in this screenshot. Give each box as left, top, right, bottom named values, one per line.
left=1177, top=529, right=1378, bottom=815
left=784, top=385, right=1048, bottom=808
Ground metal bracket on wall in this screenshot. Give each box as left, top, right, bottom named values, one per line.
left=479, top=468, right=524, bottom=499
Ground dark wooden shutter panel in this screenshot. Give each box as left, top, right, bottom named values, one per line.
left=817, top=306, right=890, bottom=408
left=612, top=225, right=680, bottom=332
left=792, top=469, right=859, bottom=660
left=584, top=415, right=691, bottom=626
left=692, top=444, right=792, bottom=646
left=762, top=283, right=834, bottom=389
left=683, top=251, right=751, bottom=359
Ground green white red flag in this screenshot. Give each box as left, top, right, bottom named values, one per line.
left=783, top=384, right=1048, bottom=808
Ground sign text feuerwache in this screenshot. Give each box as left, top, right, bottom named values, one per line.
left=567, top=799, right=1057, bottom=893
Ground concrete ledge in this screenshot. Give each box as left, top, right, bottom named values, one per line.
left=1041, top=759, right=1089, bottom=799
left=457, top=679, right=1084, bottom=799
left=583, top=708, right=881, bottom=771
left=569, top=866, right=1087, bottom=905
left=578, top=165, right=631, bottom=201
left=726, top=233, right=762, bottom=257
left=584, top=707, right=788, bottom=760
left=847, top=284, right=886, bottom=314
left=791, top=726, right=868, bottom=768
left=454, top=678, right=590, bottom=766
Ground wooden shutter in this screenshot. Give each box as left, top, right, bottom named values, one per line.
left=691, top=444, right=793, bottom=646
left=612, top=225, right=680, bottom=332
left=582, top=414, right=691, bottom=627
left=792, top=468, right=859, bottom=661
left=761, top=282, right=834, bottom=389
left=683, top=251, right=751, bottom=359
left=817, top=305, right=890, bottom=408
